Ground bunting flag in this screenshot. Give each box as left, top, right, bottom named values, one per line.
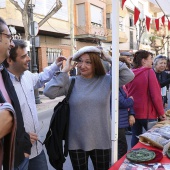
left=146, top=16, right=151, bottom=31
left=134, top=7, right=140, bottom=25
left=121, top=0, right=169, bottom=32
left=168, top=20, right=170, bottom=30
left=155, top=18, right=159, bottom=31
left=122, top=0, right=127, bottom=9
left=161, top=15, right=165, bottom=26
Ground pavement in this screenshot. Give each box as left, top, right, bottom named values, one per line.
left=36, top=94, right=65, bottom=115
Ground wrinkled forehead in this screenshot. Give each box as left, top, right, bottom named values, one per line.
left=155, top=58, right=167, bottom=64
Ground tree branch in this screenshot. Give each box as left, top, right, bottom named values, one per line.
left=9, top=0, right=23, bottom=13
left=24, top=0, right=30, bottom=11
left=38, top=0, right=62, bottom=27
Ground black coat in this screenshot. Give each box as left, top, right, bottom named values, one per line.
left=44, top=97, right=69, bottom=170
left=44, top=78, right=75, bottom=170
left=154, top=70, right=170, bottom=104
left=2, top=68, right=32, bottom=167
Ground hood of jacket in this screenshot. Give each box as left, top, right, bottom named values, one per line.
left=132, top=67, right=151, bottom=77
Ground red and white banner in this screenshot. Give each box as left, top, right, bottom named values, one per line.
left=146, top=16, right=151, bottom=31
left=134, top=7, right=140, bottom=25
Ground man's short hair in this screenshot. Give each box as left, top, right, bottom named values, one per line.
left=3, top=39, right=27, bottom=68
left=0, top=17, right=7, bottom=33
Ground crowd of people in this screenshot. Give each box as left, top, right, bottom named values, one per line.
left=0, top=15, right=170, bottom=170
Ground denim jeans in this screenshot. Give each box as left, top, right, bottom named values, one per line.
left=131, top=119, right=157, bottom=148
left=14, top=150, right=48, bottom=170
left=14, top=157, right=29, bottom=170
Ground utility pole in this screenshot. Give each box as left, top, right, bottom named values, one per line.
left=28, top=1, right=41, bottom=104
left=70, top=0, right=75, bottom=56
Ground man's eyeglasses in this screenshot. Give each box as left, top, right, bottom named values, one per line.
left=0, top=32, right=13, bottom=42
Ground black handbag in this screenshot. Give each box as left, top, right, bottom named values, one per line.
left=44, top=78, right=75, bottom=170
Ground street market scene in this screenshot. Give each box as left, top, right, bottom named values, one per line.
left=2, top=0, right=170, bottom=170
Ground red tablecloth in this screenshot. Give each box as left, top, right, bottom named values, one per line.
left=109, top=142, right=170, bottom=170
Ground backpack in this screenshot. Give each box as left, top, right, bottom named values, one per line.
left=44, top=78, right=75, bottom=170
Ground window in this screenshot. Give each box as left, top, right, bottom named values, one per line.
left=119, top=16, right=124, bottom=31
left=77, top=4, right=86, bottom=26
left=46, top=48, right=62, bottom=66
left=106, top=13, right=111, bottom=29
left=129, top=14, right=133, bottom=27
left=130, top=31, right=133, bottom=49
left=90, top=5, right=103, bottom=26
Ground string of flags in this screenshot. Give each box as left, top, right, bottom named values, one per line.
left=122, top=0, right=170, bottom=31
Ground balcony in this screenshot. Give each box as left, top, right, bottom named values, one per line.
left=75, top=24, right=107, bottom=42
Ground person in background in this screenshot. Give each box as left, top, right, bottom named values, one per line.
left=44, top=46, right=134, bottom=170
left=70, top=67, right=76, bottom=76
left=0, top=17, right=17, bottom=170
left=118, top=87, right=135, bottom=159
left=3, top=39, right=66, bottom=170
left=153, top=55, right=170, bottom=108
left=126, top=50, right=166, bottom=147
left=120, top=51, right=133, bottom=68
left=119, top=51, right=134, bottom=135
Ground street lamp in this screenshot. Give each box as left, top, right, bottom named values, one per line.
left=28, top=0, right=41, bottom=104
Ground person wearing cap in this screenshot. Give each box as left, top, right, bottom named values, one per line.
left=153, top=55, right=170, bottom=108
left=120, top=51, right=133, bottom=68
left=44, top=46, right=134, bottom=170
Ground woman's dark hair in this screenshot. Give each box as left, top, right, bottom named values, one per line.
left=77, top=52, right=106, bottom=76
left=133, top=50, right=152, bottom=68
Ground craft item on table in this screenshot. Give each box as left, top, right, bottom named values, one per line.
left=154, top=120, right=170, bottom=128
left=119, top=159, right=170, bottom=170
left=139, top=132, right=167, bottom=149
left=166, top=110, right=170, bottom=117
left=166, top=149, right=170, bottom=159
left=126, top=148, right=156, bottom=163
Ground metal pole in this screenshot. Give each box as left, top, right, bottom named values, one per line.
left=29, top=4, right=41, bottom=104
left=111, top=0, right=119, bottom=165
left=70, top=0, right=75, bottom=55
left=167, top=36, right=169, bottom=59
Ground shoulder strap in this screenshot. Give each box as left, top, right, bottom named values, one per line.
left=65, top=78, right=75, bottom=101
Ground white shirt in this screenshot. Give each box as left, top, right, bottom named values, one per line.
left=8, top=62, right=60, bottom=159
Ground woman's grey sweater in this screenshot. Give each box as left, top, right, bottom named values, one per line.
left=44, top=62, right=134, bottom=151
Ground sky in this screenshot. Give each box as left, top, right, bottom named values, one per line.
left=148, top=0, right=170, bottom=16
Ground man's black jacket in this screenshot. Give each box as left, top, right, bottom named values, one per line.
left=2, top=68, right=32, bottom=167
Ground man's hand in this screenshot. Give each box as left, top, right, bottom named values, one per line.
left=55, top=56, right=67, bottom=67
left=61, top=56, right=77, bottom=72
left=0, top=109, right=13, bottom=139
left=29, top=132, right=38, bottom=145
left=129, top=115, right=135, bottom=126
left=24, top=153, right=30, bottom=158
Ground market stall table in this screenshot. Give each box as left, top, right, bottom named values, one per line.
left=109, top=142, right=170, bottom=170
